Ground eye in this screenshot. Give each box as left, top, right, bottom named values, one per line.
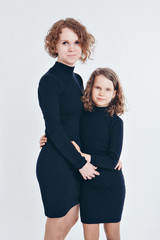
left=106, top=88, right=111, bottom=91
left=62, top=41, right=68, bottom=45
left=95, top=86, right=100, bottom=89
left=75, top=40, right=80, bottom=44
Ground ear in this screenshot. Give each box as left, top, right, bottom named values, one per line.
left=112, top=90, right=116, bottom=99
left=54, top=45, right=58, bottom=53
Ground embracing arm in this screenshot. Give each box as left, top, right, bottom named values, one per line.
left=90, top=118, right=124, bottom=169
left=38, top=76, right=87, bottom=169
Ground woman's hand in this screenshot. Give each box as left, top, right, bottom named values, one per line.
left=114, top=160, right=123, bottom=171
left=71, top=141, right=81, bottom=153
left=79, top=162, right=100, bottom=180
left=71, top=141, right=91, bottom=162
left=40, top=135, right=47, bottom=149
left=81, top=153, right=91, bottom=162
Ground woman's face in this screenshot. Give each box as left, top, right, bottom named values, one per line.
left=92, top=75, right=116, bottom=107
left=55, top=27, right=82, bottom=67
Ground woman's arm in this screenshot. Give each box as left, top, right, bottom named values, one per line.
left=39, top=137, right=100, bottom=180
left=71, top=136, right=123, bottom=170
left=38, top=76, right=87, bottom=169
left=90, top=118, right=124, bottom=170
left=40, top=134, right=47, bottom=149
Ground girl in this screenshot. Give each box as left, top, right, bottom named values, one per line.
left=40, top=67, right=126, bottom=240
left=36, top=18, right=100, bottom=240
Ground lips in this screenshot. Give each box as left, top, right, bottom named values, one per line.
left=67, top=55, right=76, bottom=57
left=97, top=98, right=105, bottom=100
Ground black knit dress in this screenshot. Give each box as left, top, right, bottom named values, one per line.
left=79, top=106, right=126, bottom=223
left=36, top=61, right=87, bottom=218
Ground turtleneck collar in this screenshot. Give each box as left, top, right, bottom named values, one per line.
left=93, top=105, right=109, bottom=112
left=54, top=61, right=75, bottom=74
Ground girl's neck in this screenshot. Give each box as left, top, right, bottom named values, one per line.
left=93, top=105, right=108, bottom=111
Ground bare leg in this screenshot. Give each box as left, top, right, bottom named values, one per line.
left=104, top=222, right=120, bottom=240
left=83, top=223, right=99, bottom=240
left=44, top=204, right=79, bottom=240
left=62, top=204, right=79, bottom=239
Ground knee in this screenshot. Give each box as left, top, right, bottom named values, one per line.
left=84, top=230, right=99, bottom=240
left=45, top=218, right=66, bottom=240
left=84, top=235, right=98, bottom=240
left=106, top=233, right=120, bottom=240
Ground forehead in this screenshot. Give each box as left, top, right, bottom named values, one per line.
left=59, top=27, right=79, bottom=40
left=94, top=75, right=114, bottom=88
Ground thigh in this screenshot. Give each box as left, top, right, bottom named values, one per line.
left=45, top=204, right=79, bottom=235
left=104, top=222, right=120, bottom=240
left=83, top=223, right=99, bottom=240
left=65, top=204, right=79, bottom=225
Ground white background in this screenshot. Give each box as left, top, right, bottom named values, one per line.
left=1, top=0, right=160, bottom=239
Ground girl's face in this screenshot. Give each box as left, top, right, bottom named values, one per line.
left=92, top=75, right=116, bottom=107
left=55, top=27, right=82, bottom=67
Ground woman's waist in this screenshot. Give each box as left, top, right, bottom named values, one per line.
left=45, top=130, right=81, bottom=145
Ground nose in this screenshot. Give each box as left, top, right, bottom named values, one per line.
left=99, top=90, right=105, bottom=96
left=68, top=43, right=75, bottom=52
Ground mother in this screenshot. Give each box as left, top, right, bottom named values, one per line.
left=36, top=18, right=100, bottom=240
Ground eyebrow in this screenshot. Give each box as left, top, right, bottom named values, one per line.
left=94, top=84, right=112, bottom=89
left=60, top=39, right=79, bottom=42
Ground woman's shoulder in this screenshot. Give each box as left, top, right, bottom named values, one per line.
left=38, top=69, right=60, bottom=88
left=74, top=73, right=84, bottom=87
left=74, top=72, right=82, bottom=80
left=38, top=71, right=62, bottom=95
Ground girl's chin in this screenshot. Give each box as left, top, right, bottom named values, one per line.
left=95, top=103, right=108, bottom=107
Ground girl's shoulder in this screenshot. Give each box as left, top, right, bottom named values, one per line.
left=111, top=113, right=123, bottom=127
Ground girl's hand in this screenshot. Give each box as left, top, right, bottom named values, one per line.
left=114, top=160, right=122, bottom=171
left=40, top=135, right=47, bottom=149
left=79, top=162, right=100, bottom=180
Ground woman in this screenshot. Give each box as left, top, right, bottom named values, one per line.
left=36, top=18, right=99, bottom=240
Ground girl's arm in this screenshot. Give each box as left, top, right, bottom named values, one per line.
left=90, top=117, right=124, bottom=169
left=71, top=136, right=123, bottom=170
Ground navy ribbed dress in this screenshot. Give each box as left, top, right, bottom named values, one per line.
left=79, top=106, right=126, bottom=224
left=36, top=61, right=87, bottom=218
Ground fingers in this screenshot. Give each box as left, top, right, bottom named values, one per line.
left=82, top=175, right=87, bottom=180
left=40, top=143, right=45, bottom=147
left=90, top=174, right=96, bottom=178
left=85, top=171, right=100, bottom=179
left=93, top=166, right=97, bottom=170
left=94, top=170, right=100, bottom=176
left=114, top=163, right=118, bottom=169
left=87, top=176, right=92, bottom=180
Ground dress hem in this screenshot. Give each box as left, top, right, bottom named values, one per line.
left=81, top=218, right=121, bottom=224
left=44, top=201, right=80, bottom=218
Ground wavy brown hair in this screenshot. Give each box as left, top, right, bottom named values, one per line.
left=81, top=68, right=126, bottom=116
left=44, top=18, right=95, bottom=63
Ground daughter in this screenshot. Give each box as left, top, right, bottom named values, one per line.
left=40, top=67, right=126, bottom=240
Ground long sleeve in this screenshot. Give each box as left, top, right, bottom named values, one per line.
left=38, top=76, right=87, bottom=169
left=90, top=118, right=123, bottom=169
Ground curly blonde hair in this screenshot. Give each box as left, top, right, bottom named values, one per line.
left=44, top=18, right=95, bottom=63
left=81, top=68, right=126, bottom=116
